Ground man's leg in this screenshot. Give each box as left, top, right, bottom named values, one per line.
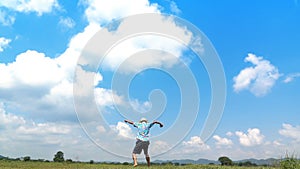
left=144, top=141, right=150, bottom=167
left=133, top=140, right=143, bottom=167
left=132, top=153, right=138, bottom=167
left=145, top=155, right=150, bottom=167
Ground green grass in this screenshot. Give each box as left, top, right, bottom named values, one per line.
left=0, top=161, right=278, bottom=169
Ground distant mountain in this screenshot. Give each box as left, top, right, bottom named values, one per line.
left=196, top=158, right=220, bottom=164
left=236, top=158, right=279, bottom=166
left=0, top=155, right=5, bottom=159
left=171, top=159, right=198, bottom=164
left=153, top=158, right=219, bottom=165
left=153, top=158, right=278, bottom=165
left=172, top=158, right=219, bottom=165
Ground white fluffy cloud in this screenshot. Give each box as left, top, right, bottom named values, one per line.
left=81, top=0, right=160, bottom=25
left=58, top=17, right=75, bottom=30
left=0, top=0, right=60, bottom=16
left=235, top=128, right=265, bottom=147
left=226, top=131, right=234, bottom=137
left=171, top=136, right=211, bottom=159
left=0, top=103, right=104, bottom=160
left=96, top=125, right=106, bottom=133
left=151, top=140, right=171, bottom=153
left=0, top=21, right=103, bottom=116
left=182, top=136, right=210, bottom=151
left=55, top=23, right=101, bottom=77
left=279, top=123, right=300, bottom=142
left=130, top=99, right=151, bottom=113
left=0, top=25, right=106, bottom=120
left=0, top=102, right=72, bottom=142
left=102, top=35, right=190, bottom=74
left=233, top=53, right=280, bottom=97
left=213, top=135, right=233, bottom=147
left=41, top=80, right=73, bottom=109
left=92, top=11, right=197, bottom=74
left=16, top=122, right=71, bottom=135
left=169, top=1, right=181, bottom=14
left=0, top=50, right=64, bottom=88
left=0, top=103, right=25, bottom=127
left=110, top=122, right=134, bottom=139
left=94, top=88, right=124, bottom=108
left=283, top=73, right=300, bottom=83
left=0, top=37, right=11, bottom=52
left=79, top=0, right=195, bottom=75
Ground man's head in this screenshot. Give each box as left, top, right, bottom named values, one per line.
left=139, top=117, right=148, bottom=123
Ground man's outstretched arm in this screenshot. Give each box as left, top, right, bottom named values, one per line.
left=152, top=120, right=164, bottom=128
left=124, top=119, right=134, bottom=125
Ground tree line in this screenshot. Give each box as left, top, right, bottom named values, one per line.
left=218, top=156, right=259, bottom=166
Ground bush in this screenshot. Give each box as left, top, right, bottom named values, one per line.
left=280, top=154, right=300, bottom=169
left=122, top=162, right=129, bottom=165
left=66, top=159, right=73, bottom=163
left=23, top=156, right=30, bottom=162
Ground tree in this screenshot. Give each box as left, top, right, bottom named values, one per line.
left=218, top=156, right=233, bottom=166
left=23, top=156, right=31, bottom=162
left=238, top=161, right=257, bottom=166
left=66, top=159, right=73, bottom=163
left=174, top=162, right=180, bottom=166
left=122, top=162, right=129, bottom=165
left=53, top=151, right=64, bottom=162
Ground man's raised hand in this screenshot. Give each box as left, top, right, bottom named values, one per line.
left=154, top=120, right=163, bottom=128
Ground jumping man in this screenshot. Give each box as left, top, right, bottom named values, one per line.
left=124, top=118, right=163, bottom=167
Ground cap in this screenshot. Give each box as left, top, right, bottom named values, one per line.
left=139, top=117, right=148, bottom=123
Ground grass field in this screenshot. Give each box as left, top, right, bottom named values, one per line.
left=0, top=161, right=278, bottom=169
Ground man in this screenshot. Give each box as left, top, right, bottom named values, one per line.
left=124, top=118, right=163, bottom=167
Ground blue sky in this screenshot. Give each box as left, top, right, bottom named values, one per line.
left=0, top=0, right=300, bottom=162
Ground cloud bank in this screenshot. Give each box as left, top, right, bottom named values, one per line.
left=233, top=53, right=280, bottom=97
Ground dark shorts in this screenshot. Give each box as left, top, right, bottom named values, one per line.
left=133, top=139, right=150, bottom=155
